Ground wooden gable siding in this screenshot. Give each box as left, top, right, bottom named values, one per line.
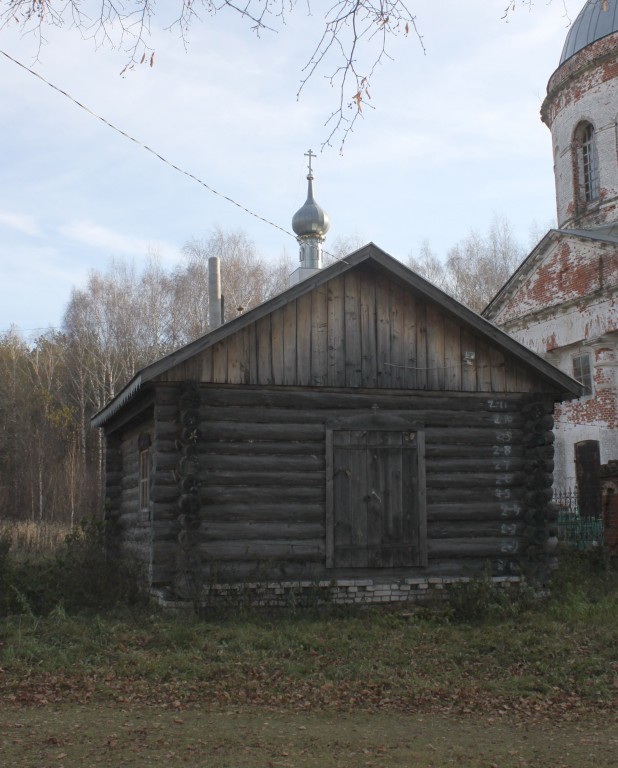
left=155, top=267, right=540, bottom=393
left=158, top=386, right=542, bottom=585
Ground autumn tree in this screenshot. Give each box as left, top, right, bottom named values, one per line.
left=324, top=233, right=366, bottom=266
left=0, top=328, right=31, bottom=518
left=182, top=227, right=288, bottom=322
left=0, top=228, right=301, bottom=524
left=408, top=240, right=449, bottom=292
left=446, top=216, right=526, bottom=312
left=26, top=332, right=76, bottom=523
left=408, top=216, right=526, bottom=313
left=0, top=329, right=87, bottom=525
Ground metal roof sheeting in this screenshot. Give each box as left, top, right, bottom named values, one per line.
left=560, top=0, right=618, bottom=65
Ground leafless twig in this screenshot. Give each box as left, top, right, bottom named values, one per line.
left=0, top=1, right=424, bottom=147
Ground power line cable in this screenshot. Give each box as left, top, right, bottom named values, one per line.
left=0, top=47, right=348, bottom=339
left=0, top=47, right=296, bottom=240
left=0, top=47, right=347, bottom=266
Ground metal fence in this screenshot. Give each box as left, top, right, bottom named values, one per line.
left=553, top=489, right=604, bottom=549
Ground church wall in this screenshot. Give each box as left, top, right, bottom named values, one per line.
left=488, top=233, right=618, bottom=491
left=543, top=31, right=618, bottom=228
left=490, top=238, right=618, bottom=350
left=489, top=16, right=618, bottom=495
left=554, top=415, right=618, bottom=488
left=499, top=294, right=618, bottom=355
left=499, top=328, right=618, bottom=491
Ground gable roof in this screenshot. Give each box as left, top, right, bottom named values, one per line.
left=92, top=243, right=582, bottom=427
left=483, top=226, right=618, bottom=322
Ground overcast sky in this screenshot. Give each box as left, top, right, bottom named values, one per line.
left=0, top=0, right=583, bottom=336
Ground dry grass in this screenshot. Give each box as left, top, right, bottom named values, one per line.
left=0, top=520, right=70, bottom=555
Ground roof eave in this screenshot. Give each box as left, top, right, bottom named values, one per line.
left=91, top=374, right=143, bottom=429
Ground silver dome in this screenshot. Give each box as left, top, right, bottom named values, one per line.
left=292, top=176, right=330, bottom=239
left=560, top=0, right=618, bottom=65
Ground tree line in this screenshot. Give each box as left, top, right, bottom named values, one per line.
left=0, top=229, right=292, bottom=527
left=408, top=216, right=528, bottom=314
left=0, top=221, right=526, bottom=526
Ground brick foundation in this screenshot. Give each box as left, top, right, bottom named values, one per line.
left=152, top=576, right=523, bottom=610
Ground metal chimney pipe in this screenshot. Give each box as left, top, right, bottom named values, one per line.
left=208, top=256, right=222, bottom=330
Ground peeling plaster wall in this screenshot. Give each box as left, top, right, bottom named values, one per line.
left=486, top=28, right=618, bottom=491
left=491, top=239, right=618, bottom=352
left=540, top=348, right=617, bottom=488
left=543, top=32, right=618, bottom=229
left=490, top=234, right=618, bottom=488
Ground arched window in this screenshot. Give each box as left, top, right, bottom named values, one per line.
left=574, top=122, right=599, bottom=204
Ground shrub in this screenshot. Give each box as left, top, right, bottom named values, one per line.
left=0, top=519, right=146, bottom=617
left=444, top=574, right=535, bottom=623
left=55, top=519, right=146, bottom=612
left=546, top=546, right=618, bottom=623
left=0, top=520, right=69, bottom=555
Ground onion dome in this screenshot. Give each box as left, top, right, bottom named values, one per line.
left=292, top=178, right=330, bottom=240
left=291, top=150, right=330, bottom=273
left=560, top=0, right=618, bottom=65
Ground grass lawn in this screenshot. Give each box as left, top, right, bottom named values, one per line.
left=0, top=550, right=616, bottom=766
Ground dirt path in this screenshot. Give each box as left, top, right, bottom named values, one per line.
left=2, top=706, right=616, bottom=767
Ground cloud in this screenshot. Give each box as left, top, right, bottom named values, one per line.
left=0, top=242, right=85, bottom=333
left=0, top=0, right=577, bottom=331
left=0, top=209, right=39, bottom=236
left=58, top=219, right=178, bottom=263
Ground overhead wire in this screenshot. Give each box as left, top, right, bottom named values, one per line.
left=0, top=47, right=347, bottom=265
left=0, top=46, right=349, bottom=340
left=0, top=47, right=296, bottom=240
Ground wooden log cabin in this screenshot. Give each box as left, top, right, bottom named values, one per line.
left=92, top=244, right=582, bottom=606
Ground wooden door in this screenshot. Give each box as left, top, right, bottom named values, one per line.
left=575, top=440, right=600, bottom=518
left=326, top=418, right=426, bottom=568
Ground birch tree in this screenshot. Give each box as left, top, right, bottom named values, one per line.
left=408, top=216, right=526, bottom=313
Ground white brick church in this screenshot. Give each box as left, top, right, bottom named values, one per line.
left=484, top=0, right=618, bottom=503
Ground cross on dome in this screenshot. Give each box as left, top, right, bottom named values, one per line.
left=304, top=149, right=316, bottom=178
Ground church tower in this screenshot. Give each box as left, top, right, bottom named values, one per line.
left=484, top=0, right=618, bottom=492
left=542, top=0, right=618, bottom=229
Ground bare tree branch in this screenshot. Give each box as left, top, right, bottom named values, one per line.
left=0, top=1, right=564, bottom=147
left=298, top=1, right=424, bottom=150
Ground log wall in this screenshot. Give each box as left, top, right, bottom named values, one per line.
left=144, top=385, right=556, bottom=588
left=105, top=419, right=154, bottom=577
left=149, top=385, right=183, bottom=586
left=100, top=257, right=567, bottom=601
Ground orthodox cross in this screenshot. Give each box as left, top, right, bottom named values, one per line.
left=305, top=149, right=315, bottom=176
